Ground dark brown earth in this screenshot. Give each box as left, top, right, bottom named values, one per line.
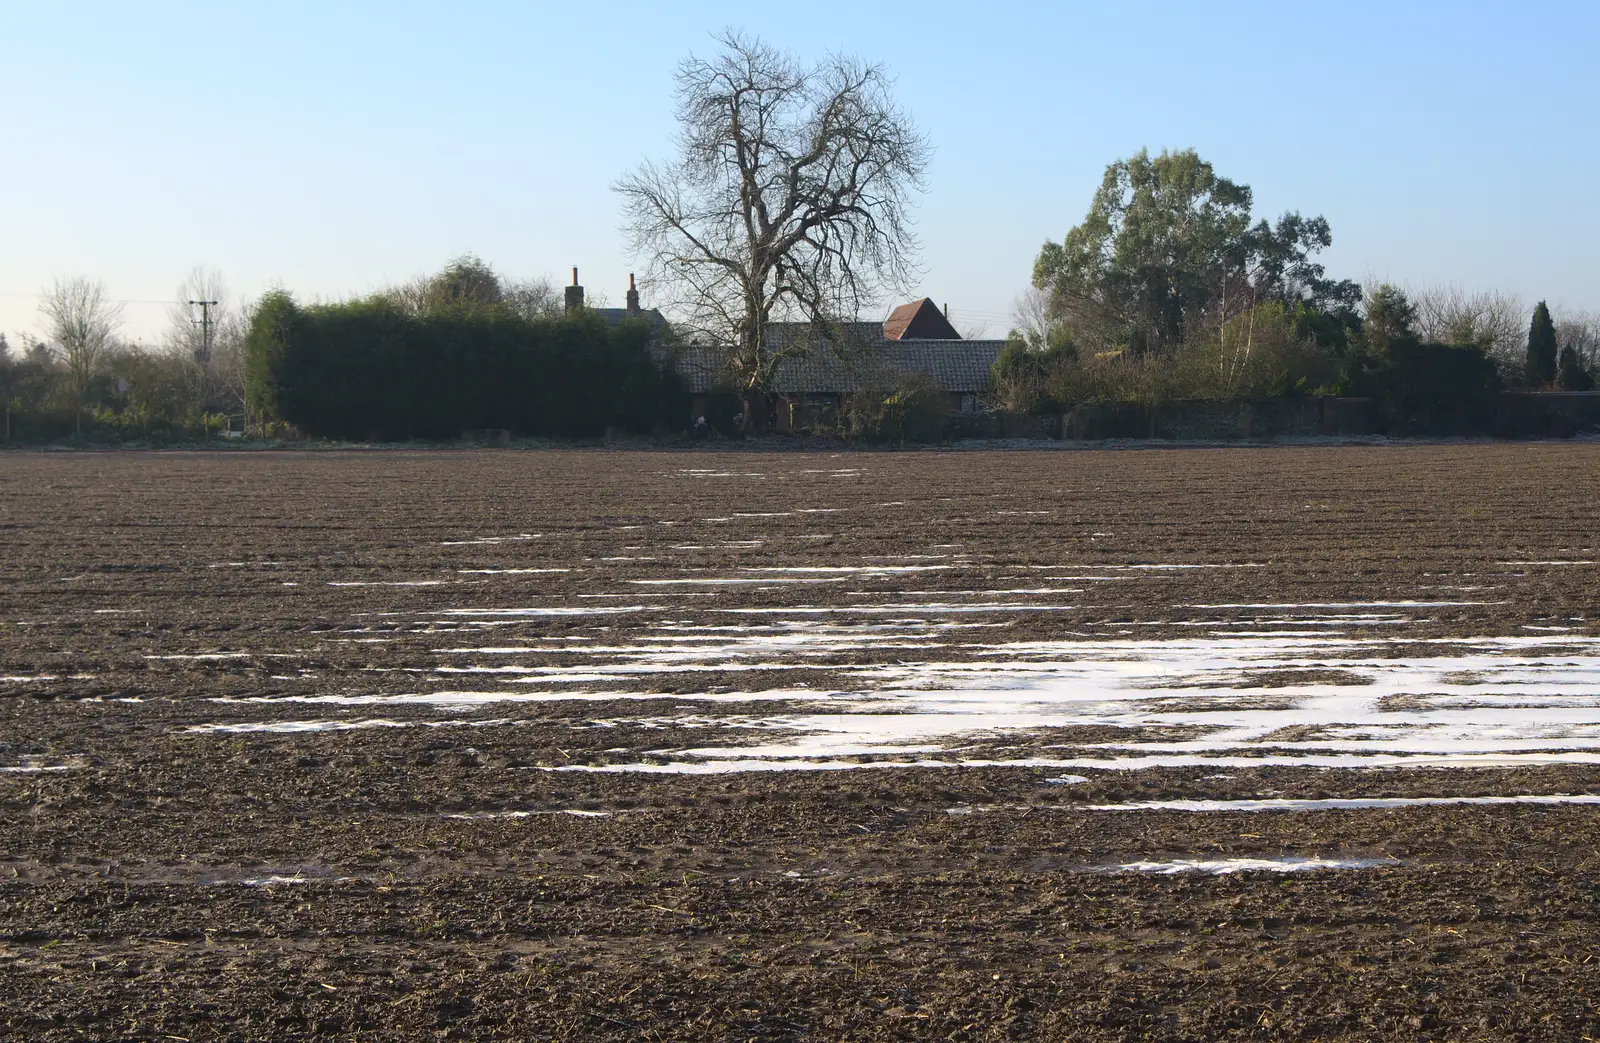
left=2, top=445, right=1600, bottom=1041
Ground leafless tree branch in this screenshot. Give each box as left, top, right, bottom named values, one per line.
left=616, top=30, right=929, bottom=401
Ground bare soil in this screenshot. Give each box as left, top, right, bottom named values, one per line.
left=3, top=445, right=1600, bottom=1040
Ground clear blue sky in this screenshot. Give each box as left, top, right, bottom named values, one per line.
left=2, top=0, right=1596, bottom=343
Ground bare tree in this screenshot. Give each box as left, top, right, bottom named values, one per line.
left=40, top=277, right=124, bottom=428
left=384, top=257, right=563, bottom=321
left=1008, top=287, right=1056, bottom=349
left=163, top=267, right=246, bottom=416
left=1555, top=309, right=1600, bottom=371
left=1409, top=283, right=1526, bottom=380
left=616, top=30, right=930, bottom=429
left=165, top=267, right=230, bottom=361
left=503, top=276, right=562, bottom=321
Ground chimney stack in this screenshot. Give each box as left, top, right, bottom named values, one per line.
left=565, top=267, right=584, bottom=313
left=626, top=273, right=641, bottom=315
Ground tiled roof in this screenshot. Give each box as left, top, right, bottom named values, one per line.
left=665, top=344, right=734, bottom=393
left=882, top=298, right=961, bottom=341
left=594, top=308, right=666, bottom=327
left=662, top=338, right=1003, bottom=395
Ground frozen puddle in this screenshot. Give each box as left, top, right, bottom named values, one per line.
left=440, top=534, right=542, bottom=546
left=1102, top=856, right=1395, bottom=875
left=513, top=632, right=1600, bottom=771
left=225, top=875, right=356, bottom=887
left=440, top=606, right=647, bottom=617
left=1084, top=794, right=1600, bottom=812
left=630, top=577, right=850, bottom=586
left=214, top=689, right=832, bottom=707
left=457, top=568, right=572, bottom=575
left=443, top=809, right=611, bottom=820
left=187, top=719, right=411, bottom=734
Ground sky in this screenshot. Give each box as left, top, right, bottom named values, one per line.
left=2, top=0, right=1597, bottom=344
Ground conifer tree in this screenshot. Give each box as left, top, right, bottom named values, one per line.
left=1557, top=343, right=1595, bottom=390
left=1526, top=301, right=1558, bottom=386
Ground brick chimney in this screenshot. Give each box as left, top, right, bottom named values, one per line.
left=626, top=273, right=641, bottom=314
left=564, top=267, right=584, bottom=313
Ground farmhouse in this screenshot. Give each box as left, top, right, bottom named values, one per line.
left=672, top=298, right=1007, bottom=430
left=565, top=269, right=666, bottom=329
left=564, top=269, right=1005, bottom=429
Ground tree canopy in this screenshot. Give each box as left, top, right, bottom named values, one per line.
left=616, top=31, right=930, bottom=416
left=1527, top=301, right=1558, bottom=386
left=1032, top=149, right=1358, bottom=355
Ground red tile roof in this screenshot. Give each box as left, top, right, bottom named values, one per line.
left=882, top=298, right=962, bottom=341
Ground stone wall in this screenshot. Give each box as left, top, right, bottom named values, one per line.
left=942, top=393, right=1600, bottom=443
left=1496, top=392, right=1600, bottom=437
left=1058, top=398, right=1376, bottom=441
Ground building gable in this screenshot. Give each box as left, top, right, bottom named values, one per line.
left=883, top=298, right=962, bottom=341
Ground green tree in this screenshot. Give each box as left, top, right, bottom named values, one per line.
left=1359, top=284, right=1421, bottom=356
left=1032, top=149, right=1356, bottom=356
left=1557, top=343, right=1595, bottom=390
left=991, top=329, right=1076, bottom=411
left=390, top=255, right=504, bottom=317
left=1526, top=301, right=1558, bottom=386
left=243, top=290, right=299, bottom=423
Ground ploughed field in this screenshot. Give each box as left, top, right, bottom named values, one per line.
left=3, top=446, right=1600, bottom=1040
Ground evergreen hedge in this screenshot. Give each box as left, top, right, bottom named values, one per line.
left=244, top=293, right=687, bottom=440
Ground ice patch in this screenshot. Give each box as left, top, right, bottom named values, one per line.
left=440, top=534, right=542, bottom=546
left=443, top=809, right=611, bottom=819
left=456, top=568, right=572, bottom=575
left=509, top=631, right=1600, bottom=771
left=1184, top=600, right=1496, bottom=610
left=1083, top=794, right=1600, bottom=812
left=1032, top=563, right=1265, bottom=572
left=718, top=603, right=1076, bottom=615
left=1498, top=560, right=1595, bottom=566
left=743, top=565, right=953, bottom=574
left=439, top=606, right=647, bottom=617
left=1105, top=856, right=1395, bottom=875
left=145, top=653, right=300, bottom=661
left=629, top=577, right=849, bottom=586
left=187, top=719, right=410, bottom=734
left=216, top=689, right=833, bottom=707
left=676, top=469, right=767, bottom=479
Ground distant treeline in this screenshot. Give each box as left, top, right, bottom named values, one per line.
left=244, top=259, right=688, bottom=440
left=993, top=149, right=1598, bottom=436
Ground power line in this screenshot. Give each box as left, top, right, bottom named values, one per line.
left=188, top=299, right=218, bottom=363
left=0, top=290, right=177, bottom=306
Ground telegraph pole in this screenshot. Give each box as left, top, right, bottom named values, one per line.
left=188, top=299, right=218, bottom=364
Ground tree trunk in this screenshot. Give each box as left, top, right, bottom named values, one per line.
left=744, top=391, right=770, bottom=434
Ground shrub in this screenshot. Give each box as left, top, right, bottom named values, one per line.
left=846, top=371, right=946, bottom=443
left=1174, top=303, right=1337, bottom=400
left=1557, top=344, right=1595, bottom=391
left=245, top=296, right=688, bottom=440
left=1377, top=342, right=1502, bottom=434
left=991, top=331, right=1075, bottom=412
left=699, top=385, right=744, bottom=437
